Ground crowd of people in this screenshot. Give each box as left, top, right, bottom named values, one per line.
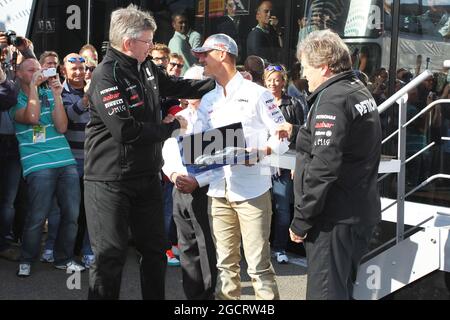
left=1, top=0, right=449, bottom=301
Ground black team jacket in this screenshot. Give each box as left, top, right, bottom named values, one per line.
left=290, top=70, right=382, bottom=237
left=84, top=47, right=214, bottom=181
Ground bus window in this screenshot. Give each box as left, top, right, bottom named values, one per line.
left=29, top=0, right=89, bottom=58
left=347, top=43, right=381, bottom=77
left=208, top=0, right=286, bottom=65
left=302, top=0, right=383, bottom=39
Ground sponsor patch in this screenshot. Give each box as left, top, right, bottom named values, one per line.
left=100, top=86, right=118, bottom=95
left=272, top=110, right=281, bottom=116
left=130, top=94, right=139, bottom=101
left=265, top=98, right=274, bottom=104
left=316, top=114, right=336, bottom=120
left=315, top=121, right=334, bottom=129
left=130, top=101, right=144, bottom=108
left=354, top=98, right=377, bottom=116
left=237, top=98, right=249, bottom=103
left=126, top=85, right=137, bottom=91
left=274, top=115, right=285, bottom=124
left=314, top=138, right=331, bottom=146
left=102, top=92, right=121, bottom=102
left=145, top=67, right=155, bottom=81
left=104, top=99, right=124, bottom=108
left=315, top=130, right=333, bottom=137
left=268, top=104, right=278, bottom=111
left=108, top=104, right=127, bottom=116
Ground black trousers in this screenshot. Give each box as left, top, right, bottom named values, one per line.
left=304, top=221, right=375, bottom=300
left=172, top=186, right=217, bottom=300
left=84, top=175, right=167, bottom=300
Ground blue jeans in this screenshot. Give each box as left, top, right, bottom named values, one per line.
left=0, top=135, right=22, bottom=251
left=272, top=169, right=294, bottom=252
left=163, top=180, right=177, bottom=247
left=20, top=165, right=80, bottom=264
left=44, top=198, right=60, bottom=251
left=44, top=159, right=93, bottom=256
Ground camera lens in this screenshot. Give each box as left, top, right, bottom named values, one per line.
left=5, top=30, right=17, bottom=46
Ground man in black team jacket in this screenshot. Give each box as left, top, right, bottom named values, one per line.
left=84, top=4, right=214, bottom=300
left=286, top=30, right=382, bottom=300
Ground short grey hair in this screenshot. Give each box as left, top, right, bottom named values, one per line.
left=109, top=4, right=157, bottom=50
left=297, top=30, right=352, bottom=74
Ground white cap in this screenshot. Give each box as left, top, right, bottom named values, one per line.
left=192, top=33, right=238, bottom=57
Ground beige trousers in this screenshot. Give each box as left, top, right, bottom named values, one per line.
left=209, top=191, right=279, bottom=300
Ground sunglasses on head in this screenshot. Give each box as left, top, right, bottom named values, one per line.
left=169, top=62, right=184, bottom=69
left=67, top=57, right=86, bottom=63
left=265, top=65, right=283, bottom=72
left=85, top=66, right=95, bottom=72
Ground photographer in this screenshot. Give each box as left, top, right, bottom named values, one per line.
left=246, top=1, right=282, bottom=64
left=0, top=31, right=36, bottom=262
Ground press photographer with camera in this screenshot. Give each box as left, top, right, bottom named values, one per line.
left=0, top=30, right=36, bottom=262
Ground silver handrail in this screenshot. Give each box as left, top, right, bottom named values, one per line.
left=376, top=69, right=432, bottom=243
left=381, top=174, right=450, bottom=213
left=382, top=99, right=450, bottom=145
left=378, top=70, right=433, bottom=114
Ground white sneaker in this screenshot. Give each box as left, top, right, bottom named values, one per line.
left=17, top=263, right=31, bottom=277
left=274, top=251, right=289, bottom=264
left=82, top=254, right=95, bottom=269
left=54, top=260, right=86, bottom=272
left=171, top=245, right=180, bottom=257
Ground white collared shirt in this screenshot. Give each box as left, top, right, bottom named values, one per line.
left=198, top=72, right=288, bottom=201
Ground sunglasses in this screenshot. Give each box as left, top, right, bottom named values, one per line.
left=169, top=62, right=184, bottom=69
left=67, top=57, right=86, bottom=63
left=153, top=56, right=168, bottom=61
left=85, top=66, right=96, bottom=72
left=265, top=65, right=283, bottom=72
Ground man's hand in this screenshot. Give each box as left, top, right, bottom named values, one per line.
left=269, top=15, right=279, bottom=28
left=15, top=37, right=32, bottom=52
left=175, top=115, right=188, bottom=129
left=48, top=76, right=63, bottom=97
left=162, top=114, right=175, bottom=124
left=289, top=228, right=307, bottom=243
left=30, top=69, right=47, bottom=87
left=174, top=174, right=199, bottom=194
left=84, top=79, right=91, bottom=93
left=276, top=122, right=292, bottom=139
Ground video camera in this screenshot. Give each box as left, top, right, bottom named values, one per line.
left=3, top=30, right=25, bottom=47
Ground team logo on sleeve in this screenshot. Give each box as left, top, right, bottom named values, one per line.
left=354, top=98, right=377, bottom=116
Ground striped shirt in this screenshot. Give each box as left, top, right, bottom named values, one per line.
left=62, top=80, right=90, bottom=160
left=9, top=88, right=76, bottom=176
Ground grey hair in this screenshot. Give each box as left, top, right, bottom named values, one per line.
left=109, top=4, right=157, bottom=50
left=297, top=29, right=352, bottom=74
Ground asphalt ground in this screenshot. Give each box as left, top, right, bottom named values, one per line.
left=0, top=246, right=308, bottom=300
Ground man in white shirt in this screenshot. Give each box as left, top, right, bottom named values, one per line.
left=162, top=65, right=218, bottom=299
left=192, top=33, right=289, bottom=300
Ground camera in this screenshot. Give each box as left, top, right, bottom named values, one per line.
left=42, top=67, right=57, bottom=78
left=4, top=30, right=25, bottom=47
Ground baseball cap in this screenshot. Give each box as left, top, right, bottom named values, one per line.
left=192, top=33, right=238, bottom=57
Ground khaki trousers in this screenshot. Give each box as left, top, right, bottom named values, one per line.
left=210, top=191, right=279, bottom=300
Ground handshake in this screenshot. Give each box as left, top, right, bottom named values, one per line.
left=162, top=114, right=188, bottom=129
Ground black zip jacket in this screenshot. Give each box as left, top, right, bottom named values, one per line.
left=290, top=70, right=382, bottom=237
left=84, top=47, right=215, bottom=181
left=278, top=93, right=306, bottom=149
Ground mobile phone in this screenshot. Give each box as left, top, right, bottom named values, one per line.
left=42, top=67, right=57, bottom=77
